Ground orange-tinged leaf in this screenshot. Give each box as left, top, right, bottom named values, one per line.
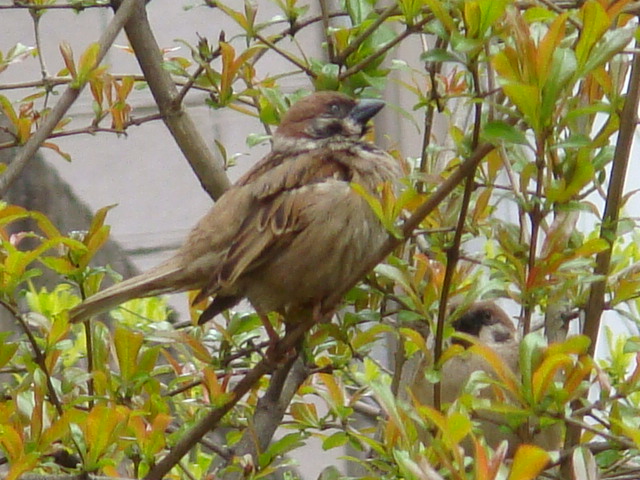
left=29, top=210, right=62, bottom=238
left=0, top=425, right=23, bottom=461
left=502, top=82, right=541, bottom=130
left=219, top=42, right=236, bottom=102
left=473, top=437, right=491, bottom=480
left=532, top=353, right=573, bottom=402
left=0, top=95, right=18, bottom=125
left=318, top=372, right=344, bottom=407
left=3, top=452, right=40, bottom=480
left=86, top=204, right=116, bottom=243
left=423, top=0, right=457, bottom=33
left=202, top=365, right=224, bottom=399
left=545, top=335, right=591, bottom=357
left=59, top=41, right=77, bottom=78
left=0, top=342, right=18, bottom=369
left=472, top=187, right=492, bottom=222
left=290, top=402, right=319, bottom=426
left=77, top=43, right=100, bottom=85
left=563, top=355, right=593, bottom=396
left=84, top=404, right=128, bottom=464
left=537, top=13, right=568, bottom=85
left=42, top=141, right=72, bottom=162
left=467, top=340, right=520, bottom=396
left=17, top=117, right=32, bottom=143
left=508, top=444, right=550, bottom=480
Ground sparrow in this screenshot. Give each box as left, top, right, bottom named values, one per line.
left=69, top=91, right=403, bottom=336
left=401, top=301, right=561, bottom=454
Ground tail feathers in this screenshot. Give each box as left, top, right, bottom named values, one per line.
left=69, top=262, right=189, bottom=323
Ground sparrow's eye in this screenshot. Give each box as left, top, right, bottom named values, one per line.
left=327, top=103, right=342, bottom=116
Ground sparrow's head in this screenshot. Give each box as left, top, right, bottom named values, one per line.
left=274, top=91, right=384, bottom=148
left=451, top=301, right=518, bottom=347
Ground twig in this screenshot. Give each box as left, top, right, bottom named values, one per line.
left=338, top=15, right=432, bottom=81
left=523, top=132, right=547, bottom=335
left=254, top=33, right=316, bottom=78
left=0, top=0, right=139, bottom=197
left=433, top=60, right=485, bottom=409
left=318, top=0, right=336, bottom=64
left=0, top=2, right=110, bottom=9
left=334, top=3, right=399, bottom=66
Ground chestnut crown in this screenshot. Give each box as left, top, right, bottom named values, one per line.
left=275, top=91, right=385, bottom=142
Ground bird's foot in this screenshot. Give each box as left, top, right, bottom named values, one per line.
left=259, top=314, right=294, bottom=364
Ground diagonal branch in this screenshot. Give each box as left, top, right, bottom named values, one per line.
left=144, top=319, right=314, bottom=480
left=582, top=44, right=640, bottom=355
left=113, top=0, right=231, bottom=200
left=0, top=0, right=139, bottom=198
left=214, top=355, right=309, bottom=479
left=562, top=44, right=640, bottom=475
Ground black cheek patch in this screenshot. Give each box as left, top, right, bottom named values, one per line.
left=314, top=120, right=345, bottom=138
left=493, top=330, right=512, bottom=343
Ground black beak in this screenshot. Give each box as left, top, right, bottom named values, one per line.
left=348, top=98, right=385, bottom=125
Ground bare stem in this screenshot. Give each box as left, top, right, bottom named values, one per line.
left=433, top=61, right=484, bottom=409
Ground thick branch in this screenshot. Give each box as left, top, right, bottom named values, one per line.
left=583, top=46, right=640, bottom=355
left=214, top=356, right=309, bottom=479
left=562, top=45, right=640, bottom=475
left=113, top=0, right=231, bottom=200
left=0, top=0, right=138, bottom=197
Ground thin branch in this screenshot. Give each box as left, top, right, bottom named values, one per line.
left=30, top=9, right=51, bottom=110
left=338, top=16, right=432, bottom=81
left=418, top=36, right=447, bottom=185
left=432, top=60, right=484, bottom=410
left=0, top=0, right=139, bottom=197
left=254, top=33, right=316, bottom=78
left=334, top=3, right=399, bottom=66
left=318, top=0, right=336, bottom=64
left=523, top=133, right=547, bottom=335
left=0, top=2, right=110, bottom=9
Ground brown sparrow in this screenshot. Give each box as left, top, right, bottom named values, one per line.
left=69, top=92, right=403, bottom=334
left=401, top=301, right=561, bottom=454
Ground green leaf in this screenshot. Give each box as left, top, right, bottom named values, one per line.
left=0, top=335, right=18, bottom=369
left=259, top=432, right=305, bottom=467
left=482, top=121, right=530, bottom=146
left=519, top=332, right=546, bottom=403
left=114, top=326, right=144, bottom=383
left=322, top=431, right=348, bottom=450
left=420, top=48, right=464, bottom=64
left=76, top=42, right=100, bottom=86
left=579, top=27, right=635, bottom=78
left=575, top=0, right=610, bottom=70
left=502, top=82, right=541, bottom=130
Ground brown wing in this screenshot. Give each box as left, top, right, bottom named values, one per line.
left=192, top=148, right=352, bottom=304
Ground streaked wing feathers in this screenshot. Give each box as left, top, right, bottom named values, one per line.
left=194, top=150, right=351, bottom=305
